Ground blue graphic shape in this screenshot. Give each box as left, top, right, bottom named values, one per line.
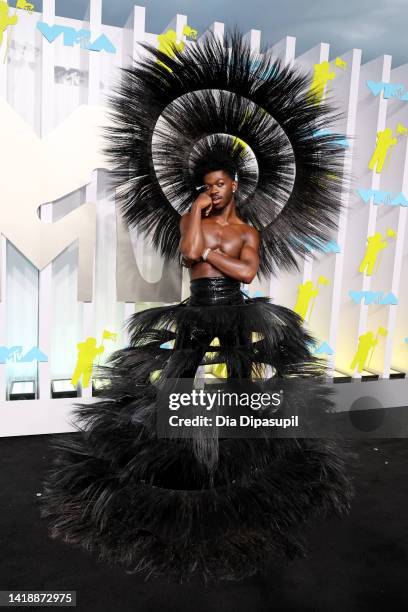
left=303, top=242, right=315, bottom=253
left=290, top=234, right=340, bottom=254
left=404, top=337, right=408, bottom=344
left=160, top=342, right=172, bottom=349
left=366, top=80, right=386, bottom=96
left=310, top=240, right=324, bottom=252
left=249, top=59, right=278, bottom=80
left=313, top=129, right=349, bottom=148
left=37, top=21, right=116, bottom=53
left=357, top=188, right=375, bottom=203
left=0, top=347, right=10, bottom=363
left=315, top=342, right=334, bottom=355
left=61, top=27, right=78, bottom=46
left=0, top=346, right=23, bottom=362
left=383, top=83, right=405, bottom=99
left=322, top=240, right=341, bottom=253
left=364, top=292, right=383, bottom=305
left=337, top=137, right=350, bottom=148
left=391, top=192, right=408, bottom=206
left=289, top=235, right=315, bottom=252
left=7, top=346, right=22, bottom=360
left=37, top=22, right=63, bottom=43
left=373, top=191, right=392, bottom=205
left=350, top=291, right=398, bottom=305
left=74, top=28, right=92, bottom=48
left=18, top=347, right=48, bottom=363
left=88, top=34, right=116, bottom=53
left=0, top=346, right=13, bottom=363
left=349, top=290, right=364, bottom=304
left=380, top=292, right=398, bottom=305
left=357, top=189, right=392, bottom=205
left=0, top=345, right=48, bottom=363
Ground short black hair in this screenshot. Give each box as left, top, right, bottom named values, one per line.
left=194, top=154, right=238, bottom=185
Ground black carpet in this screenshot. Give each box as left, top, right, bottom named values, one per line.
left=1, top=423, right=408, bottom=611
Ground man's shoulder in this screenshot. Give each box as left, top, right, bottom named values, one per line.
left=234, top=221, right=259, bottom=248
left=237, top=221, right=259, bottom=238
left=246, top=223, right=259, bottom=235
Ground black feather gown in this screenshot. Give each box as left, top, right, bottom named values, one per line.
left=40, top=31, right=355, bottom=582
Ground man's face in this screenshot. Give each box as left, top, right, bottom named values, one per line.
left=203, top=170, right=236, bottom=210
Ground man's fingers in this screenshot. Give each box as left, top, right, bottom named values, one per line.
left=205, top=202, right=213, bottom=216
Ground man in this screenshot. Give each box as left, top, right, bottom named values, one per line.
left=174, top=158, right=260, bottom=379
left=179, top=160, right=260, bottom=284
left=41, top=32, right=354, bottom=582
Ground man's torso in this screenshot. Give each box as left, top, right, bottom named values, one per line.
left=189, top=216, right=256, bottom=279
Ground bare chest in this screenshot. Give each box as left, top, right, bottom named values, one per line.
left=202, top=221, right=245, bottom=256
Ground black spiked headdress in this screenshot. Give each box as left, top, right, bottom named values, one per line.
left=104, top=30, right=347, bottom=276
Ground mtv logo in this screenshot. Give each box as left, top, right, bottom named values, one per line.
left=0, top=99, right=114, bottom=302
left=0, top=345, right=48, bottom=363
left=0, top=98, right=183, bottom=304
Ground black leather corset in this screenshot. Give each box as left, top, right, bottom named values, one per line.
left=188, top=277, right=244, bottom=306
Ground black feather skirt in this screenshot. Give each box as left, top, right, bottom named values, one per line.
left=40, top=277, right=354, bottom=582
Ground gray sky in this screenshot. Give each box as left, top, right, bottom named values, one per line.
left=11, top=0, right=408, bottom=66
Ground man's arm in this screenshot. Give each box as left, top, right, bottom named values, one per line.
left=205, top=228, right=260, bottom=284
left=179, top=193, right=212, bottom=260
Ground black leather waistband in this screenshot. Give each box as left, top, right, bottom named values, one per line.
left=189, top=277, right=244, bottom=306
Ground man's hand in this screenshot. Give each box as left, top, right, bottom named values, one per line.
left=182, top=247, right=224, bottom=267
left=192, top=192, right=213, bottom=217
left=181, top=256, right=199, bottom=268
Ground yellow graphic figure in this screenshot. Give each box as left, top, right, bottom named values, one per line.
left=294, top=276, right=330, bottom=322
left=150, top=369, right=162, bottom=384
left=359, top=231, right=387, bottom=276
left=350, top=327, right=387, bottom=373
left=307, top=275, right=330, bottom=322
left=182, top=24, right=198, bottom=40
left=205, top=333, right=265, bottom=379
left=309, top=61, right=336, bottom=104
left=396, top=122, right=408, bottom=136
left=16, top=0, right=34, bottom=12
left=101, top=328, right=118, bottom=343
left=150, top=330, right=177, bottom=383
left=157, top=24, right=197, bottom=64
left=157, top=29, right=185, bottom=58
left=1, top=1, right=18, bottom=62
left=368, top=128, right=397, bottom=173
left=71, top=337, right=105, bottom=389
left=157, top=29, right=185, bottom=73
left=334, top=57, right=347, bottom=70
left=94, top=328, right=118, bottom=370
left=157, top=30, right=186, bottom=72
left=294, top=281, right=318, bottom=321
left=359, top=229, right=396, bottom=276
left=205, top=337, right=228, bottom=379
left=151, top=331, right=267, bottom=382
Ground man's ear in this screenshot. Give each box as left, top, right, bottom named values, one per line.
left=232, top=180, right=237, bottom=193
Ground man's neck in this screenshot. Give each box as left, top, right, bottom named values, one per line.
left=210, top=199, right=237, bottom=224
